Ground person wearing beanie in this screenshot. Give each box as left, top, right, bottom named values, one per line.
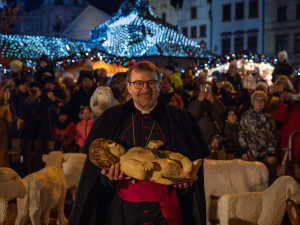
left=70, top=70, right=96, bottom=123
left=10, top=60, right=23, bottom=73
left=35, top=54, right=55, bottom=88
left=83, top=59, right=94, bottom=72
left=250, top=90, right=268, bottom=106
left=9, top=75, right=43, bottom=175
left=224, top=61, right=242, bottom=91
left=223, top=106, right=242, bottom=159
left=53, top=105, right=77, bottom=153
left=272, top=50, right=293, bottom=83
left=158, top=75, right=183, bottom=108
left=77, top=70, right=94, bottom=85
left=164, top=63, right=183, bottom=95
left=7, top=59, right=26, bottom=82
left=256, top=82, right=269, bottom=94
left=239, top=90, right=277, bottom=182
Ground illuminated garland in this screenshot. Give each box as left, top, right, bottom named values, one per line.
left=0, top=0, right=6, bottom=8
left=0, top=0, right=211, bottom=69
left=89, top=0, right=208, bottom=58
left=0, top=34, right=130, bottom=68
left=197, top=51, right=299, bottom=75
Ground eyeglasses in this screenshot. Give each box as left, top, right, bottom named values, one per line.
left=129, top=80, right=158, bottom=89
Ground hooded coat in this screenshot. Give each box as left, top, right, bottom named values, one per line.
left=68, top=99, right=210, bottom=225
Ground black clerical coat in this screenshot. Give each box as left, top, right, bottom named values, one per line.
left=68, top=99, right=210, bottom=225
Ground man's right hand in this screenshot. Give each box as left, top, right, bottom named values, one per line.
left=101, top=163, right=127, bottom=181
left=197, top=90, right=207, bottom=102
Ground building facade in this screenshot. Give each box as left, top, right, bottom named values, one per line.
left=14, top=0, right=88, bottom=37
left=264, top=0, right=300, bottom=67
left=176, top=0, right=211, bottom=51
left=211, top=0, right=264, bottom=55
left=150, top=0, right=177, bottom=26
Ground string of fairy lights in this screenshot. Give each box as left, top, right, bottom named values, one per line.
left=89, top=0, right=207, bottom=58
left=0, top=0, right=298, bottom=77
left=196, top=51, right=299, bottom=76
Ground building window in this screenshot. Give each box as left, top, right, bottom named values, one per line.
left=247, top=30, right=258, bottom=52
left=295, top=34, right=300, bottom=53
left=191, top=6, right=197, bottom=19
left=248, top=36, right=257, bottom=52
left=221, top=32, right=231, bottom=55
left=182, top=27, right=188, bottom=37
left=222, top=38, right=231, bottom=55
left=275, top=35, right=288, bottom=53
left=200, top=25, right=207, bottom=37
left=296, top=4, right=300, bottom=20
left=162, top=13, right=166, bottom=22
left=234, top=31, right=244, bottom=53
left=191, top=26, right=197, bottom=38
left=277, top=6, right=287, bottom=22
left=249, top=0, right=258, bottom=18
left=222, top=4, right=231, bottom=22
left=55, top=0, right=63, bottom=5
left=235, top=2, right=244, bottom=20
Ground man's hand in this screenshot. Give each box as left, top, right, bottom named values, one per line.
left=206, top=93, right=215, bottom=103
left=17, top=118, right=25, bottom=130
left=241, top=151, right=250, bottom=161
left=266, top=156, right=276, bottom=164
left=101, top=163, right=128, bottom=181
left=47, top=91, right=55, bottom=102
left=197, top=90, right=207, bottom=102
left=173, top=172, right=198, bottom=189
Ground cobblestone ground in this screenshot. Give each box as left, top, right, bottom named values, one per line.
left=3, top=193, right=73, bottom=225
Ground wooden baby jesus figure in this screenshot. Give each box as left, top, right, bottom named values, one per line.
left=89, top=138, right=203, bottom=185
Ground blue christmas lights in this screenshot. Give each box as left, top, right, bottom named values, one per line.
left=89, top=0, right=208, bottom=58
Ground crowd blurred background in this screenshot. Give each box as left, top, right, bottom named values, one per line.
left=0, top=50, right=299, bottom=184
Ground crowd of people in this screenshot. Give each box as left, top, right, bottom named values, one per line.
left=0, top=51, right=299, bottom=183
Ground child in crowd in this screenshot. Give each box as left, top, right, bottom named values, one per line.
left=239, top=90, right=276, bottom=164
left=75, top=105, right=94, bottom=152
left=223, top=107, right=242, bottom=159
left=53, top=106, right=77, bottom=153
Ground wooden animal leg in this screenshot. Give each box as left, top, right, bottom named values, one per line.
left=56, top=190, right=68, bottom=225
left=41, top=209, right=51, bottom=225
left=0, top=200, right=7, bottom=225
left=286, top=198, right=300, bottom=225
left=29, top=207, right=41, bottom=225
left=15, top=196, right=29, bottom=225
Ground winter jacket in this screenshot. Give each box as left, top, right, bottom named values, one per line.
left=75, top=119, right=94, bottom=148
left=189, top=97, right=226, bottom=145
left=169, top=72, right=183, bottom=94
left=223, top=121, right=242, bottom=158
left=158, top=87, right=183, bottom=108
left=274, top=102, right=300, bottom=163
left=53, top=122, right=76, bottom=148
left=69, top=87, right=96, bottom=123
left=239, top=108, right=276, bottom=158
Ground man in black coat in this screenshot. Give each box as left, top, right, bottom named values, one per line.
left=69, top=61, right=210, bottom=225
left=69, top=71, right=96, bottom=123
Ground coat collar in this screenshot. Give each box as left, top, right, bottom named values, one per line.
left=122, top=99, right=166, bottom=123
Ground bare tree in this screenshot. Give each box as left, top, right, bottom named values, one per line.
left=0, top=2, right=23, bottom=34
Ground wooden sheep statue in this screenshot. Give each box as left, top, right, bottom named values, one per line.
left=62, top=153, right=86, bottom=200
left=204, top=159, right=269, bottom=225
left=0, top=167, right=26, bottom=225
left=286, top=198, right=300, bottom=225
left=15, top=151, right=68, bottom=225
left=89, top=138, right=203, bottom=185
left=218, top=176, right=300, bottom=225
left=90, top=86, right=119, bottom=117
